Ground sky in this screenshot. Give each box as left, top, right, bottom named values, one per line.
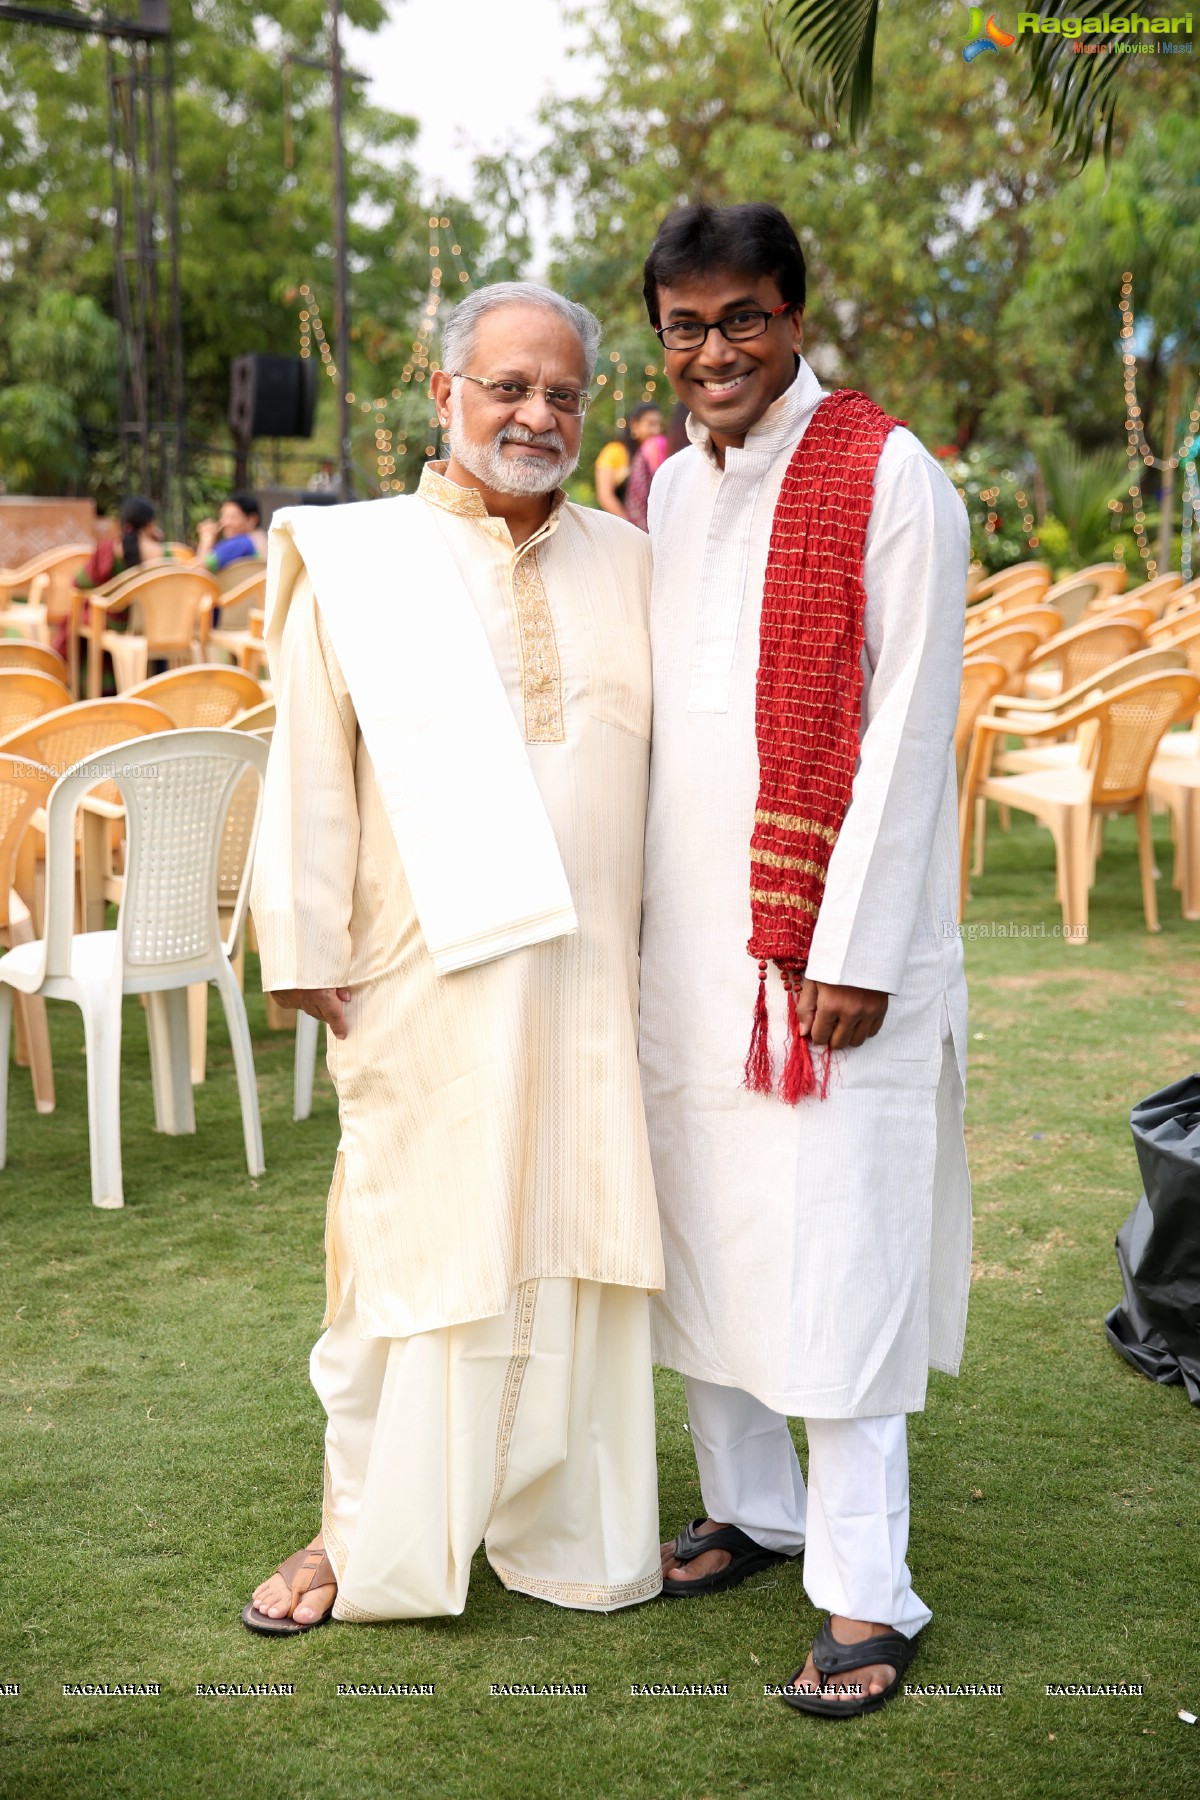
left=343, top=0, right=597, bottom=267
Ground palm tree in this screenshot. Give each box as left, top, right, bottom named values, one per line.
left=765, top=1, right=1135, bottom=168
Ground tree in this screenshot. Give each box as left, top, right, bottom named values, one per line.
left=766, top=0, right=1198, bottom=169
left=0, top=291, right=117, bottom=494
left=0, top=3, right=476, bottom=495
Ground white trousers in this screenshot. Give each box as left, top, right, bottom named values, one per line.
left=684, top=1377, right=931, bottom=1637
left=311, top=1263, right=663, bottom=1621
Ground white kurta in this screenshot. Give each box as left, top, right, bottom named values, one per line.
left=639, top=361, right=971, bottom=1419
left=252, top=465, right=665, bottom=1340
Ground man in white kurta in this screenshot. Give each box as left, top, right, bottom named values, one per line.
left=637, top=204, right=970, bottom=1710
left=246, top=284, right=664, bottom=1631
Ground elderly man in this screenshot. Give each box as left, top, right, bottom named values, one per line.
left=638, top=203, right=971, bottom=1716
left=244, top=282, right=664, bottom=1632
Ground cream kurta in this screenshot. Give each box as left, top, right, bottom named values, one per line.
left=253, top=465, right=665, bottom=1339
left=639, top=361, right=972, bottom=1419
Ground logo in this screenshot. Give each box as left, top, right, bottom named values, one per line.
left=963, top=8, right=1017, bottom=58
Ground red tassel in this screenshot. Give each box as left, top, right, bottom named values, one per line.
left=816, top=1044, right=833, bottom=1099
left=780, top=978, right=817, bottom=1104
left=743, top=962, right=774, bottom=1095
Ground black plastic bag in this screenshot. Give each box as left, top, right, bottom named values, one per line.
left=1104, top=1073, right=1200, bottom=1405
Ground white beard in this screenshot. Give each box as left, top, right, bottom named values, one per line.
left=447, top=386, right=579, bottom=496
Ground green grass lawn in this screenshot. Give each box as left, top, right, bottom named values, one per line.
left=2, top=805, right=1199, bottom=1800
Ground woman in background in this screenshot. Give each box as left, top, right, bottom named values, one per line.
left=594, top=403, right=664, bottom=520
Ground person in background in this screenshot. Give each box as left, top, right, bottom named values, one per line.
left=624, top=416, right=670, bottom=533
left=196, top=493, right=268, bottom=573
left=74, top=495, right=165, bottom=592
left=594, top=403, right=664, bottom=520
left=307, top=459, right=338, bottom=493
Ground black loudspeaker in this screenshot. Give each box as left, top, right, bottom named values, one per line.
left=228, top=355, right=317, bottom=440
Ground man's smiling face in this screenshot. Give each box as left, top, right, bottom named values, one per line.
left=655, top=271, right=804, bottom=458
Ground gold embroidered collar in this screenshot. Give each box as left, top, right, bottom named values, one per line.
left=419, top=462, right=568, bottom=536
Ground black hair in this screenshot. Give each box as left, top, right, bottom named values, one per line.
left=642, top=202, right=807, bottom=330
left=118, top=494, right=156, bottom=567
left=226, top=491, right=262, bottom=523
left=626, top=401, right=663, bottom=429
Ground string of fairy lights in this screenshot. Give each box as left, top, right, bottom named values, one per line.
left=1119, top=271, right=1200, bottom=583
left=296, top=215, right=662, bottom=494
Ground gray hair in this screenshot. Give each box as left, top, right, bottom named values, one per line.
left=440, top=281, right=602, bottom=381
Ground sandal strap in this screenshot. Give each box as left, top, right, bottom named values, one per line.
left=274, top=1544, right=337, bottom=1601
left=811, top=1619, right=918, bottom=1679
left=671, top=1518, right=767, bottom=1564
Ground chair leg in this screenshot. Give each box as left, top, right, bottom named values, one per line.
left=294, top=1011, right=320, bottom=1122
left=188, top=982, right=208, bottom=1086
left=997, top=803, right=1011, bottom=833
left=15, top=994, right=55, bottom=1114
left=958, top=785, right=974, bottom=919
left=264, top=991, right=295, bottom=1032
left=0, top=986, right=12, bottom=1168
left=1134, top=796, right=1161, bottom=934
left=1179, top=786, right=1200, bottom=922
left=215, top=960, right=264, bottom=1177
left=145, top=988, right=196, bottom=1136
left=1057, top=805, right=1092, bottom=946
left=79, top=989, right=124, bottom=1208
left=972, top=796, right=988, bottom=878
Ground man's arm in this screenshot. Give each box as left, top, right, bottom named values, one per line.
left=802, top=439, right=968, bottom=1018
left=250, top=562, right=361, bottom=1038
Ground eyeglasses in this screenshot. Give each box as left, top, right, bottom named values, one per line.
left=450, top=372, right=590, bottom=417
left=655, top=302, right=795, bottom=352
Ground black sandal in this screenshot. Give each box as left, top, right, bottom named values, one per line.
left=661, top=1517, right=790, bottom=1598
left=779, top=1617, right=919, bottom=1717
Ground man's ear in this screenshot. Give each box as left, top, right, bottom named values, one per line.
left=791, top=307, right=805, bottom=353
left=430, top=369, right=452, bottom=427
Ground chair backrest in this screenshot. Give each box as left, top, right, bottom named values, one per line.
left=1149, top=597, right=1200, bottom=640
left=0, top=670, right=75, bottom=738
left=1032, top=618, right=1144, bottom=692
left=966, top=562, right=1052, bottom=604
left=212, top=556, right=267, bottom=596
left=963, top=577, right=1054, bottom=631
left=1157, top=620, right=1200, bottom=678
left=124, top=665, right=264, bottom=729
left=211, top=570, right=267, bottom=632
left=1083, top=672, right=1200, bottom=806
left=956, top=656, right=1009, bottom=771
left=1049, top=562, right=1126, bottom=607
left=1092, top=572, right=1181, bottom=620
left=0, top=543, right=92, bottom=607
left=959, top=626, right=1044, bottom=679
left=0, top=698, right=175, bottom=807
left=42, top=728, right=270, bottom=983
left=1037, top=576, right=1104, bottom=629
left=226, top=698, right=275, bottom=735
left=0, top=755, right=54, bottom=932
left=0, top=641, right=70, bottom=682
left=104, top=567, right=220, bottom=647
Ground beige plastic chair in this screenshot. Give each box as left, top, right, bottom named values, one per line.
left=0, top=642, right=70, bottom=683
left=124, top=666, right=264, bottom=730
left=1020, top=617, right=1144, bottom=703
left=1147, top=743, right=1200, bottom=921
left=0, top=755, right=57, bottom=1114
left=960, top=670, right=1200, bottom=941
left=1149, top=601, right=1200, bottom=644
left=0, top=670, right=75, bottom=738
left=962, top=618, right=1061, bottom=684
left=0, top=729, right=269, bottom=1208
left=207, top=573, right=269, bottom=668
left=84, top=567, right=221, bottom=697
left=0, top=544, right=91, bottom=609
left=211, top=556, right=267, bottom=596
left=1036, top=570, right=1122, bottom=631
left=965, top=562, right=1052, bottom=605
left=3, top=564, right=88, bottom=694
left=955, top=655, right=1009, bottom=787
left=992, top=646, right=1189, bottom=729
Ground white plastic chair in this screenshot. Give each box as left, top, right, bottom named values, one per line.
left=0, top=729, right=269, bottom=1208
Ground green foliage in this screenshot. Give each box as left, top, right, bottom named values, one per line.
left=0, top=290, right=118, bottom=494
left=767, top=0, right=1198, bottom=168
left=1033, top=427, right=1129, bottom=566
left=937, top=443, right=1037, bottom=572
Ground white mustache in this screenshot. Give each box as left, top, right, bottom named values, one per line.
left=500, top=424, right=565, bottom=452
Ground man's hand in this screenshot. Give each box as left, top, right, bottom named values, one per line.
left=195, top=518, right=219, bottom=553
left=270, top=987, right=352, bottom=1040
left=793, top=978, right=888, bottom=1051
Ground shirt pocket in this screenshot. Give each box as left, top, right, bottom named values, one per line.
left=583, top=623, right=652, bottom=741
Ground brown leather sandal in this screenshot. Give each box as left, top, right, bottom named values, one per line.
left=241, top=1543, right=338, bottom=1635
